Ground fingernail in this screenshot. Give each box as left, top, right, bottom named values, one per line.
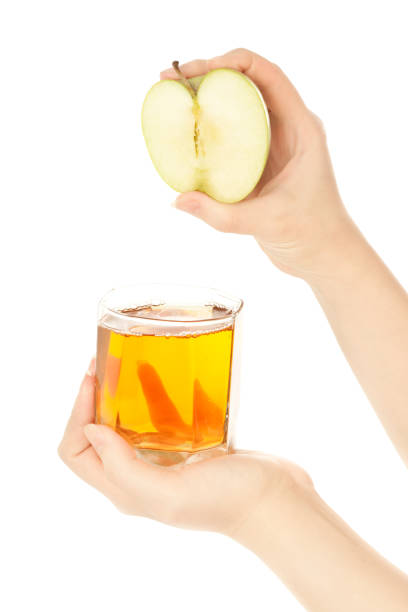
left=84, top=424, right=104, bottom=451
left=171, top=195, right=183, bottom=208
left=87, top=357, right=96, bottom=377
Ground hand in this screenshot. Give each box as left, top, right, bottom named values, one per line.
left=161, top=48, right=355, bottom=281
left=59, top=362, right=408, bottom=612
left=58, top=360, right=313, bottom=535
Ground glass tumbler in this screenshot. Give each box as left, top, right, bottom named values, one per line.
left=95, top=284, right=243, bottom=466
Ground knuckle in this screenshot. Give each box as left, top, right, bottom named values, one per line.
left=57, top=441, right=68, bottom=463
left=309, top=111, right=327, bottom=140
left=57, top=441, right=78, bottom=468
left=230, top=47, right=252, bottom=57
left=267, top=61, right=282, bottom=77
left=211, top=48, right=253, bottom=71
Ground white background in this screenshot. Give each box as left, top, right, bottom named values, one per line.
left=1, top=1, right=408, bottom=610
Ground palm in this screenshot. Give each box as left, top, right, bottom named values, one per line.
left=169, top=451, right=312, bottom=534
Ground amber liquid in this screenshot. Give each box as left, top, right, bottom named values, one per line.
left=95, top=304, right=234, bottom=452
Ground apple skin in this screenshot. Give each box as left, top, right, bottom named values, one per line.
left=187, top=75, right=204, bottom=91
left=142, top=68, right=270, bottom=203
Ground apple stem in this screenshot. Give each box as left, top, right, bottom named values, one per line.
left=172, top=61, right=197, bottom=97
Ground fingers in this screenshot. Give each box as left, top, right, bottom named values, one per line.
left=58, top=358, right=96, bottom=458
left=58, top=359, right=119, bottom=494
left=173, top=190, right=272, bottom=236
left=83, top=423, right=172, bottom=489
left=161, top=48, right=307, bottom=123
left=83, top=424, right=138, bottom=487
left=84, top=424, right=183, bottom=521
left=161, top=58, right=209, bottom=80
left=59, top=364, right=183, bottom=519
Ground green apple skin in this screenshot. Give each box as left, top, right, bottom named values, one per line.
left=141, top=69, right=270, bottom=203
left=187, top=75, right=204, bottom=91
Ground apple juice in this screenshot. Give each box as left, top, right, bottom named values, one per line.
left=95, top=304, right=235, bottom=453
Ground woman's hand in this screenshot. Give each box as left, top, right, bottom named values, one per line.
left=161, top=48, right=354, bottom=281
left=164, top=48, right=408, bottom=469
left=59, top=362, right=408, bottom=612
left=58, top=359, right=312, bottom=535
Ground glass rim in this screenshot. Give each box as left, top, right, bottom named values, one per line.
left=99, top=282, right=244, bottom=326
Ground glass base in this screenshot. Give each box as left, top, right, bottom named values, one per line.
left=133, top=442, right=228, bottom=467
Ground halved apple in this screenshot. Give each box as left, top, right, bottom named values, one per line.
left=141, top=64, right=270, bottom=203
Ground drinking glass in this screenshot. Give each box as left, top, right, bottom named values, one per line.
left=95, top=284, right=243, bottom=465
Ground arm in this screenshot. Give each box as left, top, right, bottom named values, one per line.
left=58, top=49, right=408, bottom=612
left=58, top=367, right=408, bottom=612
left=163, top=49, right=408, bottom=466
left=308, top=225, right=408, bottom=466
left=233, top=480, right=408, bottom=612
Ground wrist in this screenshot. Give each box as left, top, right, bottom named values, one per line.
left=302, top=217, right=375, bottom=295
left=227, top=470, right=318, bottom=551
left=258, top=208, right=370, bottom=288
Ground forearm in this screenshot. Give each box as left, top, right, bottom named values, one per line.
left=307, top=220, right=408, bottom=466
left=231, top=483, right=408, bottom=612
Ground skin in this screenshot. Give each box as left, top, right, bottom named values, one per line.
left=59, top=49, right=408, bottom=611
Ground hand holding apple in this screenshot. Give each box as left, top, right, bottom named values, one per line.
left=158, top=49, right=355, bottom=283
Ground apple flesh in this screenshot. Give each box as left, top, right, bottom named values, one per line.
left=141, top=68, right=270, bottom=203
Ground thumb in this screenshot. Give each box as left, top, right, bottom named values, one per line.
left=173, top=191, right=264, bottom=236
left=84, top=424, right=136, bottom=487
